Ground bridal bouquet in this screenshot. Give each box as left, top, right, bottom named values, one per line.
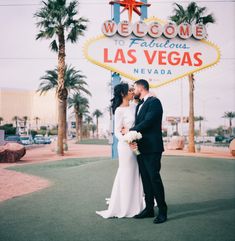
left=124, top=131, right=142, bottom=155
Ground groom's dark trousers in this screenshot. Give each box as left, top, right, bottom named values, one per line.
left=137, top=153, right=166, bottom=211
left=130, top=96, right=167, bottom=211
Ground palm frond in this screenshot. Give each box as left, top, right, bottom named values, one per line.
left=37, top=65, right=90, bottom=97
left=199, top=14, right=215, bottom=24
left=35, top=0, right=88, bottom=51
left=50, top=39, right=59, bottom=52
left=66, top=18, right=88, bottom=43
left=169, top=1, right=215, bottom=26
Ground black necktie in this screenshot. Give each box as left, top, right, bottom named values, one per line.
left=138, top=99, right=144, bottom=106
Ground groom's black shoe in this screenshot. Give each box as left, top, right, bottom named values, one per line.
left=153, top=208, right=167, bottom=224
left=134, top=209, right=154, bottom=219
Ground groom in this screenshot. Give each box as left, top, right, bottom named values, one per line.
left=129, top=79, right=168, bottom=224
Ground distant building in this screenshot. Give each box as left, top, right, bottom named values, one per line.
left=0, top=88, right=58, bottom=130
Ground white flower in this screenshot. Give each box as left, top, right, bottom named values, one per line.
left=123, top=131, right=142, bottom=155
left=124, top=131, right=142, bottom=144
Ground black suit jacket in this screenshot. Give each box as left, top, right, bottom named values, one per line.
left=130, top=96, right=164, bottom=154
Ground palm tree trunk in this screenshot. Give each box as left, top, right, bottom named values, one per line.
left=96, top=117, right=99, bottom=139
left=80, top=115, right=83, bottom=140
left=57, top=29, right=66, bottom=156
left=229, top=118, right=232, bottom=135
left=63, top=101, right=68, bottom=151
left=199, top=121, right=202, bottom=136
left=24, top=120, right=27, bottom=131
left=75, top=109, right=80, bottom=143
left=188, top=74, right=195, bottom=152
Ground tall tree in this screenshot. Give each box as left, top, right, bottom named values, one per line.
left=12, top=116, right=21, bottom=134
left=22, top=116, right=29, bottom=131
left=37, top=65, right=90, bottom=146
left=84, top=115, right=93, bottom=138
left=93, top=109, right=103, bottom=138
left=85, top=115, right=92, bottom=126
left=35, top=0, right=88, bottom=155
left=170, top=2, right=215, bottom=152
left=34, top=117, right=40, bottom=130
left=68, top=93, right=89, bottom=142
left=37, top=65, right=89, bottom=96
left=12, top=116, right=20, bottom=128
left=223, top=111, right=235, bottom=135
left=0, top=117, right=3, bottom=125
left=91, top=124, right=97, bottom=138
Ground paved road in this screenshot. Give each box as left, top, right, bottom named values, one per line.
left=0, top=156, right=234, bottom=241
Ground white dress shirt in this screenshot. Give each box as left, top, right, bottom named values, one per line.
left=137, top=93, right=151, bottom=115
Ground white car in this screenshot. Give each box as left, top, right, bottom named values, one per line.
left=20, top=136, right=33, bottom=145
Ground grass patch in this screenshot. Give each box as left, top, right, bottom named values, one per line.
left=7, top=156, right=110, bottom=177
left=78, top=138, right=110, bottom=145
left=1, top=156, right=235, bottom=241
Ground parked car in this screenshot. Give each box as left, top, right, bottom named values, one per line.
left=44, top=137, right=51, bottom=144
left=34, top=135, right=45, bottom=144
left=222, top=137, right=234, bottom=144
left=4, top=135, right=22, bottom=144
left=20, top=136, right=34, bottom=145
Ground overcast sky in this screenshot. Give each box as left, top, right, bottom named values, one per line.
left=0, top=0, right=234, bottom=133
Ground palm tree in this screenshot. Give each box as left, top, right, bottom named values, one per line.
left=84, top=115, right=93, bottom=138
left=194, top=116, right=204, bottom=136
left=12, top=116, right=21, bottom=134
left=34, top=117, right=40, bottom=130
left=85, top=115, right=92, bottom=126
left=12, top=116, right=20, bottom=128
left=223, top=112, right=235, bottom=135
left=37, top=65, right=90, bottom=96
left=93, top=109, right=103, bottom=138
left=0, top=117, right=3, bottom=125
left=170, top=2, right=215, bottom=152
left=22, top=116, right=29, bottom=131
left=91, top=124, right=97, bottom=138
left=37, top=65, right=91, bottom=146
left=78, top=101, right=89, bottom=139
left=68, top=93, right=89, bottom=142
left=35, top=0, right=88, bottom=155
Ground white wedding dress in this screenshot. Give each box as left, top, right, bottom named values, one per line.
left=96, top=103, right=144, bottom=218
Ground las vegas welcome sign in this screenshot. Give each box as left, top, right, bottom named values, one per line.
left=84, top=17, right=220, bottom=88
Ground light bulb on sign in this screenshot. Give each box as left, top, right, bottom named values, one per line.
left=102, top=20, right=117, bottom=37
left=192, top=23, right=207, bottom=40
left=132, top=21, right=148, bottom=38
left=148, top=22, right=163, bottom=38
left=163, top=22, right=178, bottom=39
left=118, top=21, right=132, bottom=37
left=178, top=23, right=192, bottom=39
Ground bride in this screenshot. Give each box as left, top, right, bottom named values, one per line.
left=96, top=83, right=144, bottom=218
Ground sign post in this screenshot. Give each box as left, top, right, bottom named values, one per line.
left=109, top=0, right=149, bottom=159
left=111, top=2, right=121, bottom=159
left=111, top=72, right=121, bottom=159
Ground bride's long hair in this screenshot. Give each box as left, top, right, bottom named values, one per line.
left=111, top=83, right=129, bottom=114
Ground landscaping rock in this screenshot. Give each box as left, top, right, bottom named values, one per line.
left=0, top=143, right=26, bottom=163
left=229, top=138, right=235, bottom=157
left=167, top=136, right=185, bottom=150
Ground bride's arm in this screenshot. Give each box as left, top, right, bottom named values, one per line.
left=114, top=108, right=125, bottom=141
